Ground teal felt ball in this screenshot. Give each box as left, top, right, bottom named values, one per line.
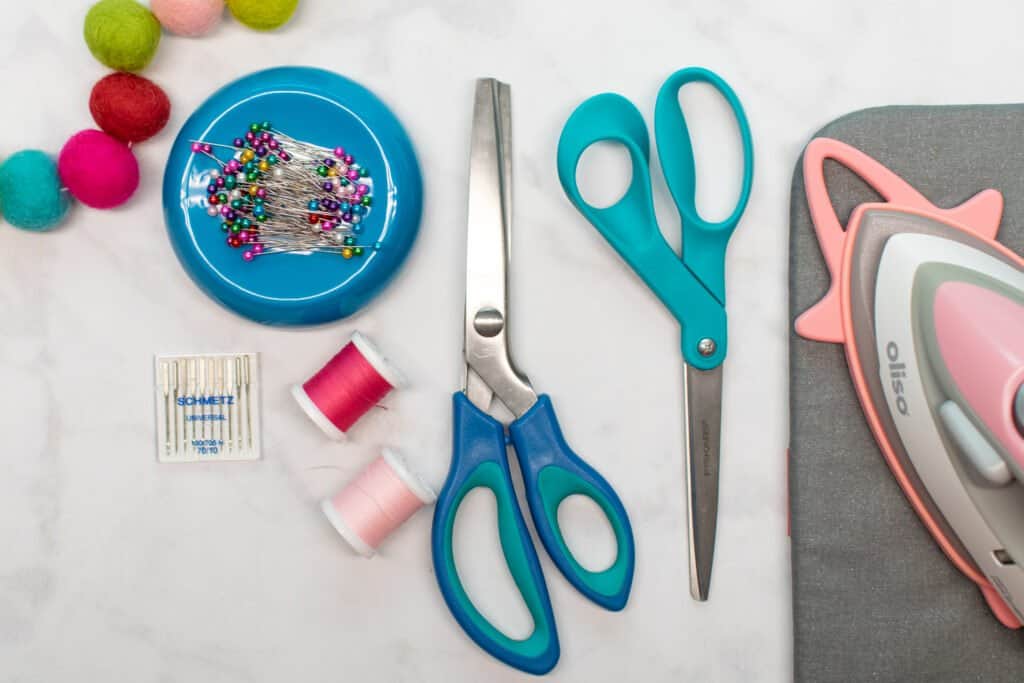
left=0, top=151, right=71, bottom=231
left=84, top=0, right=162, bottom=72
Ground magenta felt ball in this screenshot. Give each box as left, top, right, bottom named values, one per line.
left=151, top=0, right=224, bottom=36
left=58, top=130, right=139, bottom=209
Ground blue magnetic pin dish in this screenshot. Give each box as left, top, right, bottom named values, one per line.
left=163, top=67, right=422, bottom=325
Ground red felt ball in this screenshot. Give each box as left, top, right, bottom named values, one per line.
left=58, top=130, right=140, bottom=209
left=89, top=72, right=171, bottom=143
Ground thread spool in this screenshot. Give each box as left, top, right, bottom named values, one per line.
left=321, top=448, right=436, bottom=557
left=293, top=332, right=405, bottom=440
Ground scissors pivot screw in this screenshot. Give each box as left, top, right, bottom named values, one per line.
left=473, top=307, right=505, bottom=338
left=697, top=338, right=717, bottom=357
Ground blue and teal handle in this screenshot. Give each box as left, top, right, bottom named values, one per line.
left=431, top=394, right=635, bottom=675
left=509, top=396, right=634, bottom=610
left=556, top=67, right=753, bottom=370
left=432, top=393, right=559, bottom=675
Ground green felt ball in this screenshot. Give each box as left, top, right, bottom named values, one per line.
left=0, top=151, right=71, bottom=232
left=84, top=0, right=161, bottom=72
left=226, top=0, right=299, bottom=31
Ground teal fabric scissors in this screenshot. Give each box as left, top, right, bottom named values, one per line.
left=556, top=67, right=753, bottom=600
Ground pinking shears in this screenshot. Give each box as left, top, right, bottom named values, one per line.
left=431, top=78, right=635, bottom=675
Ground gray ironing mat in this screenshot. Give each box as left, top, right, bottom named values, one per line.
left=789, top=105, right=1024, bottom=681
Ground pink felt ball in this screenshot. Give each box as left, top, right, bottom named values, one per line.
left=151, top=0, right=224, bottom=37
left=58, top=130, right=140, bottom=209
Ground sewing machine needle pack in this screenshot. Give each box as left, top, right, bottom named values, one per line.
left=154, top=353, right=261, bottom=463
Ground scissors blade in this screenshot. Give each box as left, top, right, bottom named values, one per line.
left=465, top=78, right=511, bottom=337
left=683, top=363, right=723, bottom=601
left=462, top=78, right=535, bottom=417
left=464, top=365, right=493, bottom=412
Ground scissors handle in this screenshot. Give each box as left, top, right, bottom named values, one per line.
left=556, top=92, right=728, bottom=370
left=654, top=66, right=754, bottom=304
left=431, top=393, right=560, bottom=676
left=556, top=93, right=664, bottom=264
left=509, top=396, right=635, bottom=610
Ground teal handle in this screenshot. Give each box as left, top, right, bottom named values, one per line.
left=556, top=91, right=727, bottom=369
left=431, top=393, right=559, bottom=675
left=509, top=396, right=635, bottom=610
left=654, top=66, right=754, bottom=304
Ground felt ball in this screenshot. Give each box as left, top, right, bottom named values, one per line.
left=151, top=0, right=224, bottom=37
left=226, top=0, right=298, bottom=31
left=0, top=151, right=70, bottom=231
left=83, top=0, right=161, bottom=72
left=89, top=73, right=171, bottom=143
left=58, top=130, right=140, bottom=210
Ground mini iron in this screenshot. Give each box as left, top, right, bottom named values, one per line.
left=796, top=138, right=1024, bottom=628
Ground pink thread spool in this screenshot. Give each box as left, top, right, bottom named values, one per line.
left=321, top=448, right=436, bottom=557
left=292, top=332, right=405, bottom=440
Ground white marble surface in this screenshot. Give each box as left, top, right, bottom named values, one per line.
left=2, top=1, right=1020, bottom=680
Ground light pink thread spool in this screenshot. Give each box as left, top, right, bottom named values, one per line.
left=321, top=448, right=436, bottom=557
